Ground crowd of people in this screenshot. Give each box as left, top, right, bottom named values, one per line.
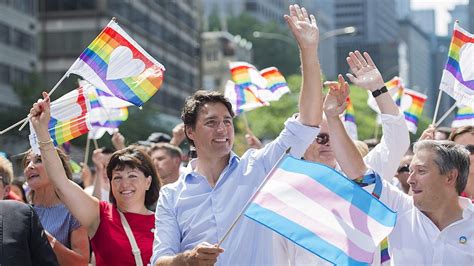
left=0, top=4, right=473, bottom=266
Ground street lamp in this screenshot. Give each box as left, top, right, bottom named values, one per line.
left=252, top=26, right=357, bottom=44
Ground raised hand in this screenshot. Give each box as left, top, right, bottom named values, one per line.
left=284, top=4, right=319, bottom=51
left=323, top=74, right=350, bottom=118
left=111, top=131, right=125, bottom=150
left=170, top=122, right=186, bottom=146
left=29, top=92, right=51, bottom=135
left=345, top=51, right=385, bottom=92
left=419, top=124, right=435, bottom=141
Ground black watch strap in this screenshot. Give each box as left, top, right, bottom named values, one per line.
left=372, top=86, right=388, bottom=98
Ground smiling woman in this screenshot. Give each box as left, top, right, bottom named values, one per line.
left=27, top=92, right=161, bottom=266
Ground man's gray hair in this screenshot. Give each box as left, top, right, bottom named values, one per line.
left=413, top=140, right=470, bottom=195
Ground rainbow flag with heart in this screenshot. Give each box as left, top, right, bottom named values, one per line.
left=439, top=22, right=474, bottom=106
left=451, top=105, right=474, bottom=128
left=68, top=19, right=166, bottom=107
left=48, top=87, right=92, bottom=145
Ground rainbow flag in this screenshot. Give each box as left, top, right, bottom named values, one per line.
left=68, top=19, right=165, bottom=107
left=401, top=89, right=427, bottom=134
left=48, top=88, right=92, bottom=146
left=452, top=105, right=474, bottom=128
left=245, top=156, right=396, bottom=265
left=439, top=22, right=474, bottom=106
left=230, top=62, right=267, bottom=90
left=259, top=67, right=290, bottom=101
left=85, top=82, right=129, bottom=128
left=229, top=62, right=290, bottom=102
left=344, top=96, right=358, bottom=140
left=224, top=80, right=269, bottom=115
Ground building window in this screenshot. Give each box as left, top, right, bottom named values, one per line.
left=0, top=22, right=9, bottom=45
left=11, top=28, right=34, bottom=52
left=0, top=63, right=10, bottom=84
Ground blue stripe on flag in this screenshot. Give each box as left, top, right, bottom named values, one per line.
left=245, top=203, right=368, bottom=266
left=279, top=156, right=396, bottom=227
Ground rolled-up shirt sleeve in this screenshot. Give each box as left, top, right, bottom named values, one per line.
left=364, top=113, right=409, bottom=181
left=151, top=187, right=181, bottom=264
left=255, top=115, right=320, bottom=172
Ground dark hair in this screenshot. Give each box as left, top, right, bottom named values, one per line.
left=22, top=148, right=73, bottom=181
left=449, top=125, right=473, bottom=142
left=414, top=140, right=470, bottom=195
left=181, top=90, right=235, bottom=146
left=149, top=143, right=183, bottom=159
left=106, top=146, right=160, bottom=209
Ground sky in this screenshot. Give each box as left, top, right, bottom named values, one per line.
left=411, top=0, right=469, bottom=36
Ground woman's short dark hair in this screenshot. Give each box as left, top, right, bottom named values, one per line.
left=181, top=90, right=235, bottom=146
left=106, top=146, right=161, bottom=210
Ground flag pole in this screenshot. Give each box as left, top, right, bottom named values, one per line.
left=432, top=90, right=443, bottom=124
left=0, top=71, right=70, bottom=135
left=93, top=139, right=99, bottom=150
left=241, top=112, right=251, bottom=132
left=217, top=147, right=291, bottom=247
left=434, top=104, right=457, bottom=127
left=17, top=72, right=70, bottom=132
left=84, top=138, right=91, bottom=165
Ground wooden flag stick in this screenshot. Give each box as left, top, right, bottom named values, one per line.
left=2, top=71, right=70, bottom=134
left=241, top=112, right=251, bottom=133
left=432, top=90, right=443, bottom=125
left=84, top=138, right=91, bottom=165
left=434, top=104, right=457, bottom=128
left=93, top=139, right=99, bottom=150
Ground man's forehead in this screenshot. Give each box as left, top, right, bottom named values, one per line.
left=198, top=103, right=231, bottom=118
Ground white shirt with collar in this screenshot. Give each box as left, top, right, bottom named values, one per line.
left=381, top=180, right=474, bottom=265
left=274, top=113, right=410, bottom=266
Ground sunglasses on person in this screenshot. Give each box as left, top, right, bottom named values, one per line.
left=397, top=164, right=410, bottom=173
left=315, top=133, right=330, bottom=145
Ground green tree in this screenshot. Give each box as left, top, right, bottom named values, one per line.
left=227, top=14, right=300, bottom=76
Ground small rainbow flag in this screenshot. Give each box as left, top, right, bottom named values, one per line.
left=48, top=88, right=92, bottom=145
left=229, top=62, right=290, bottom=102
left=259, top=67, right=290, bottom=101
left=344, top=96, right=358, bottom=140
left=230, top=62, right=267, bottom=90
left=451, top=105, right=474, bottom=128
left=401, top=88, right=427, bottom=134
left=85, top=82, right=129, bottom=129
left=224, top=80, right=269, bottom=115
left=68, top=19, right=165, bottom=107
left=439, top=22, right=474, bottom=106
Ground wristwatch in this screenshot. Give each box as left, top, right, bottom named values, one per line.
left=372, top=86, right=388, bottom=98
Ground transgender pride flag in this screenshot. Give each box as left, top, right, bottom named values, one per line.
left=245, top=156, right=396, bottom=265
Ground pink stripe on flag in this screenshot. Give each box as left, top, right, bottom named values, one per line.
left=266, top=169, right=391, bottom=239
left=253, top=192, right=374, bottom=262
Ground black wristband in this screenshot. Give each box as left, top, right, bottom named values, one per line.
left=372, top=86, right=388, bottom=98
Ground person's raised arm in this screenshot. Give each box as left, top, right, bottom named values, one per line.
left=285, top=4, right=322, bottom=127
left=324, top=75, right=367, bottom=179
left=30, top=92, right=101, bottom=237
left=346, top=51, right=399, bottom=116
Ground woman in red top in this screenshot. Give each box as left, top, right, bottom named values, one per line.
left=29, top=92, right=161, bottom=265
